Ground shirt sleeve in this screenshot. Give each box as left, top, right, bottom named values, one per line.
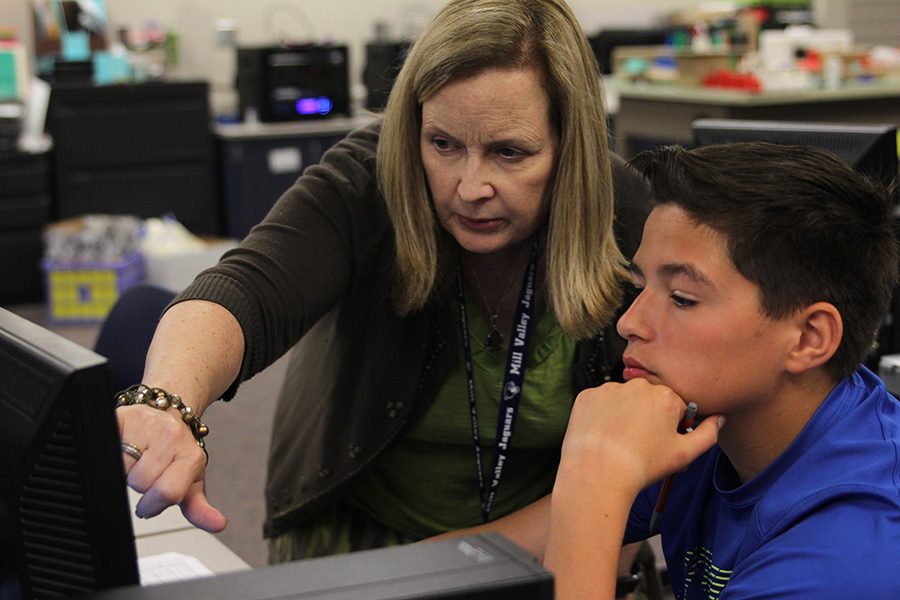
left=171, top=121, right=387, bottom=390
left=623, top=484, right=660, bottom=545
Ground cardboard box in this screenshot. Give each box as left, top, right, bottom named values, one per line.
left=612, top=45, right=739, bottom=86
left=142, top=238, right=239, bottom=292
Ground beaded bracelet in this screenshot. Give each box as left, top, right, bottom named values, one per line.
left=115, top=384, right=210, bottom=459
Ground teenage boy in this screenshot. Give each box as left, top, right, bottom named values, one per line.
left=444, top=142, right=900, bottom=599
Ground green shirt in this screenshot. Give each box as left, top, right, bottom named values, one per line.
left=347, top=289, right=576, bottom=538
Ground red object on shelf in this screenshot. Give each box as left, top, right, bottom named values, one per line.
left=702, top=69, right=763, bottom=93
left=796, top=49, right=823, bottom=72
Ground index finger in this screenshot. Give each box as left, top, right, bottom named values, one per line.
left=131, top=446, right=207, bottom=518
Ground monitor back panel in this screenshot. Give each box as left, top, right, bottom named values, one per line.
left=93, top=532, right=553, bottom=600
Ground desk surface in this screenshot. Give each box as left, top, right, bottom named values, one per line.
left=128, top=489, right=251, bottom=576
left=214, top=115, right=378, bottom=141
left=609, top=79, right=900, bottom=106
left=135, top=529, right=251, bottom=577
left=611, top=78, right=900, bottom=156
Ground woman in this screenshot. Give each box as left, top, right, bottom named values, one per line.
left=116, top=0, right=652, bottom=565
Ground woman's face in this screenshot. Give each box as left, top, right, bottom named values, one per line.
left=420, top=66, right=559, bottom=256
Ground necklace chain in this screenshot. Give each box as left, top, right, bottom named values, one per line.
left=465, top=255, right=520, bottom=351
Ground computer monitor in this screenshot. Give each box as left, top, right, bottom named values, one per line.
left=0, top=307, right=139, bottom=599
left=0, top=306, right=552, bottom=600
left=588, top=28, right=671, bottom=75
left=691, top=118, right=900, bottom=361
left=691, top=119, right=899, bottom=203
left=91, top=532, right=553, bottom=600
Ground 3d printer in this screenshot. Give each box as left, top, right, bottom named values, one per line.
left=236, top=44, right=350, bottom=122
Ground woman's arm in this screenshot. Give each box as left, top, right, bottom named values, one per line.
left=142, top=299, right=244, bottom=413
left=117, top=299, right=244, bottom=531
left=116, top=124, right=383, bottom=531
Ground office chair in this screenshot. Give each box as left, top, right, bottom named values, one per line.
left=94, top=283, right=176, bottom=393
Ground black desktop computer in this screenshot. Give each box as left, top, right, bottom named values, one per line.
left=93, top=532, right=554, bottom=600
left=236, top=45, right=351, bottom=122
left=0, top=307, right=140, bottom=599
left=362, top=40, right=410, bottom=110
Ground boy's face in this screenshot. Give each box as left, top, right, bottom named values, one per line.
left=617, top=205, right=798, bottom=418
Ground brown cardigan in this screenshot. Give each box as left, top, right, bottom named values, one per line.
left=174, top=120, right=653, bottom=538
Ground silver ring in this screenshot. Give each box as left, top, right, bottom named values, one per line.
left=120, top=441, right=143, bottom=461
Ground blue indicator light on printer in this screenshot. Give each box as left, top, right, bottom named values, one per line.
left=296, top=96, right=333, bottom=115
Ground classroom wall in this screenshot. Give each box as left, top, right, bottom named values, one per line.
left=3, top=1, right=875, bottom=116
left=1, top=0, right=698, bottom=115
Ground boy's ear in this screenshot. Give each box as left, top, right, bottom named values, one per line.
left=784, top=302, right=842, bottom=374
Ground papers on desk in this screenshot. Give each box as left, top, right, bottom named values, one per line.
left=139, top=552, right=214, bottom=586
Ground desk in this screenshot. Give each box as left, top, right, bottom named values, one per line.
left=215, top=115, right=377, bottom=239
left=128, top=489, right=251, bottom=576
left=611, top=80, right=900, bottom=157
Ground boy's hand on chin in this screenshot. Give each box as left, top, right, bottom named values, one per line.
left=559, top=380, right=724, bottom=494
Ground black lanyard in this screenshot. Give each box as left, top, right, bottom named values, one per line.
left=456, top=239, right=538, bottom=522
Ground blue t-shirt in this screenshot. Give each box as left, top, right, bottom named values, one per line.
left=625, top=367, right=900, bottom=599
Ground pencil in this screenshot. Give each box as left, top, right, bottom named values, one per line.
left=648, top=401, right=698, bottom=536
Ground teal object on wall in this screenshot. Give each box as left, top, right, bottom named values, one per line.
left=0, top=51, right=15, bottom=99
left=61, top=30, right=90, bottom=61
left=93, top=51, right=132, bottom=84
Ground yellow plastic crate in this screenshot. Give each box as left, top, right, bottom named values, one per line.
left=42, top=252, right=144, bottom=324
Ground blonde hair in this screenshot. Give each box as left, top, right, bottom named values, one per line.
left=378, top=0, right=627, bottom=339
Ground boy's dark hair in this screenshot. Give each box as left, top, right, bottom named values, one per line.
left=628, top=142, right=899, bottom=379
